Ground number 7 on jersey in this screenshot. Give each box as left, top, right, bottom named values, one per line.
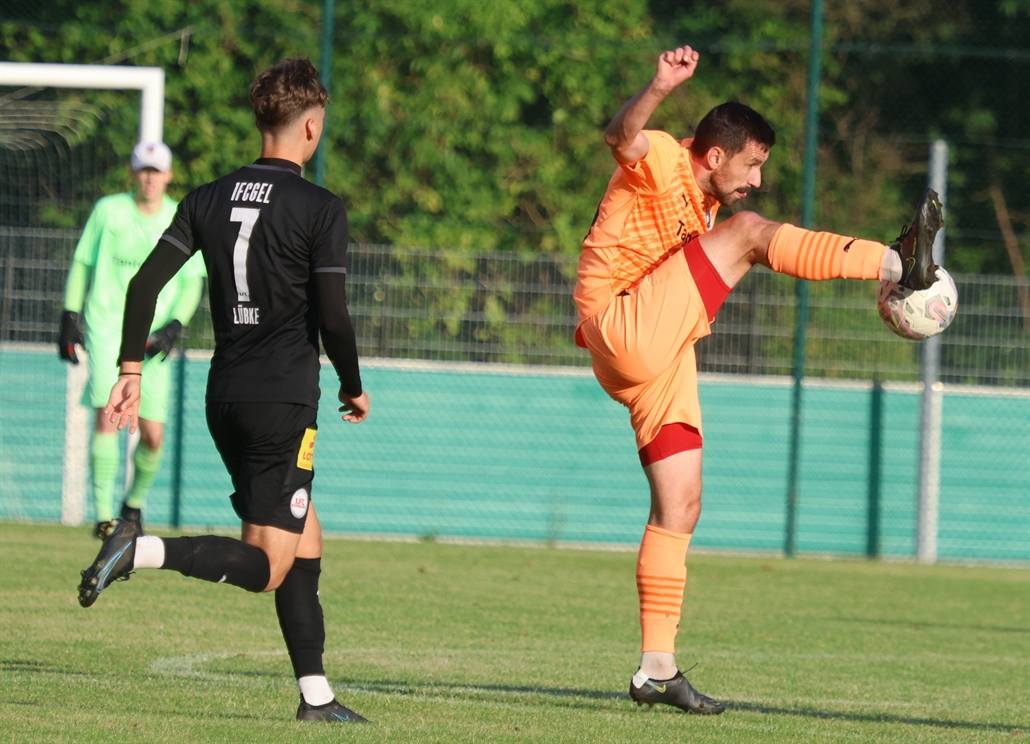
left=230, top=207, right=261, bottom=302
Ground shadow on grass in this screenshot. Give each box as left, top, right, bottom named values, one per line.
left=829, top=616, right=1030, bottom=634
left=337, top=676, right=625, bottom=703
left=337, top=677, right=1025, bottom=732
left=0, top=659, right=98, bottom=676
left=727, top=700, right=1025, bottom=733
left=4, top=660, right=1023, bottom=733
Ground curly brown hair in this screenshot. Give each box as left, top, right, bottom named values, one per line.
left=689, top=102, right=776, bottom=159
left=249, top=56, right=328, bottom=134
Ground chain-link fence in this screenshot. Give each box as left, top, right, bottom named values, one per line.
left=2, top=232, right=1028, bottom=561
left=4, top=235, right=1027, bottom=387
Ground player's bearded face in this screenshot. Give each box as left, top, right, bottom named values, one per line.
left=710, top=141, right=769, bottom=207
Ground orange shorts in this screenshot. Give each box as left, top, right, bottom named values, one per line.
left=577, top=239, right=730, bottom=455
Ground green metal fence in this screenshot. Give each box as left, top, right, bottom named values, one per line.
left=1, top=344, right=1027, bottom=561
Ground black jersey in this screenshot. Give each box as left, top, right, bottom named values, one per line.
left=160, top=158, right=349, bottom=407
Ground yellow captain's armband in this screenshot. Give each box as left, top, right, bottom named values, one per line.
left=296, top=427, right=317, bottom=471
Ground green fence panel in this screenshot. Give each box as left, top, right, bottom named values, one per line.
left=695, top=381, right=792, bottom=552
left=0, top=347, right=65, bottom=522
left=1, top=346, right=1027, bottom=562
left=938, top=393, right=1030, bottom=562
left=879, top=392, right=921, bottom=557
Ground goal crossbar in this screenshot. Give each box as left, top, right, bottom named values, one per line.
left=0, top=62, right=165, bottom=143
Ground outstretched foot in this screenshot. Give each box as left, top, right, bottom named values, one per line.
left=630, top=669, right=726, bottom=715
left=296, top=698, right=368, bottom=723
left=78, top=518, right=136, bottom=608
left=892, top=187, right=944, bottom=291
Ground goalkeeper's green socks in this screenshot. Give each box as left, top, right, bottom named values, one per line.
left=90, top=432, right=119, bottom=522
left=125, top=443, right=163, bottom=509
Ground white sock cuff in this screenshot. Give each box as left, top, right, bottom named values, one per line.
left=639, top=651, right=678, bottom=682
left=881, top=247, right=903, bottom=282
left=133, top=535, right=165, bottom=569
left=298, top=675, right=334, bottom=706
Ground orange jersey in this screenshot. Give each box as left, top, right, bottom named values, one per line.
left=574, top=131, right=717, bottom=325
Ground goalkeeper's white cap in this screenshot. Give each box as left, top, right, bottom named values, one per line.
left=130, top=141, right=173, bottom=172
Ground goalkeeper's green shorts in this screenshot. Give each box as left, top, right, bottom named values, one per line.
left=83, top=339, right=173, bottom=423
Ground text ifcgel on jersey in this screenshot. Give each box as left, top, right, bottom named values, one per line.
left=230, top=182, right=274, bottom=203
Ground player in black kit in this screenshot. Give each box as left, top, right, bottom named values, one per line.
left=77, top=57, right=370, bottom=724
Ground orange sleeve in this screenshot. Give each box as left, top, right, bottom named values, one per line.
left=617, top=131, right=683, bottom=196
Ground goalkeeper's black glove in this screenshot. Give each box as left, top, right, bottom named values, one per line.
left=145, top=319, right=183, bottom=360
left=58, top=310, right=84, bottom=365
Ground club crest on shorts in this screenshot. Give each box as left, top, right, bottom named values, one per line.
left=290, top=488, right=309, bottom=519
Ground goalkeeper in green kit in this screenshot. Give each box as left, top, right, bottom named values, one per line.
left=58, top=142, right=206, bottom=539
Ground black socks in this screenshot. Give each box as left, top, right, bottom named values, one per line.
left=160, top=535, right=270, bottom=593
left=157, top=539, right=325, bottom=678
left=275, top=557, right=326, bottom=678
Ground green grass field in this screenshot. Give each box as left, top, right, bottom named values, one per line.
left=1, top=523, right=1027, bottom=743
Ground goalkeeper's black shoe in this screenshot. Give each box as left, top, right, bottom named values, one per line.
left=92, top=509, right=144, bottom=541
left=78, top=518, right=136, bottom=608
left=296, top=698, right=368, bottom=723
left=629, top=670, right=726, bottom=715
left=891, top=187, right=944, bottom=291
left=119, top=504, right=145, bottom=536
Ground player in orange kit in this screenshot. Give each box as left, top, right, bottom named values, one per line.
left=574, top=45, right=942, bottom=714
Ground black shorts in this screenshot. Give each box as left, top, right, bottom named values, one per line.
left=206, top=401, right=318, bottom=534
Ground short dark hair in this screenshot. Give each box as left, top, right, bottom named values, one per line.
left=249, top=56, right=328, bottom=133
left=689, top=102, right=776, bottom=159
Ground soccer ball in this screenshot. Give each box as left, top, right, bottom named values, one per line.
left=877, top=268, right=958, bottom=340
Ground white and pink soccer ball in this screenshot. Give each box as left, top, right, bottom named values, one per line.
left=877, top=268, right=959, bottom=340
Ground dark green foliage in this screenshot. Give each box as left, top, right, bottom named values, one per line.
left=2, top=0, right=1026, bottom=381
left=2, top=0, right=1025, bottom=272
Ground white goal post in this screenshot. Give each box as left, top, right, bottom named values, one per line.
left=0, top=62, right=165, bottom=143
left=1, top=62, right=166, bottom=525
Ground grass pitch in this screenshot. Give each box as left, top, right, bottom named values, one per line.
left=1, top=523, right=1027, bottom=743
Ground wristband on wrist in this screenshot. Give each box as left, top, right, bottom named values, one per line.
left=120, top=372, right=142, bottom=376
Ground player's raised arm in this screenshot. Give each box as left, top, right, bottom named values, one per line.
left=605, top=45, right=700, bottom=164
left=104, top=238, right=189, bottom=432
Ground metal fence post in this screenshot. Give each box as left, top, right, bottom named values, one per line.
left=785, top=0, right=824, bottom=557
left=313, top=0, right=335, bottom=187
left=867, top=379, right=883, bottom=558
left=170, top=348, right=187, bottom=530
left=917, top=140, right=948, bottom=564
left=785, top=284, right=808, bottom=557
left=379, top=274, right=391, bottom=356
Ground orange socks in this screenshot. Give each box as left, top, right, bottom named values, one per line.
left=768, top=224, right=885, bottom=281
left=637, top=525, right=692, bottom=653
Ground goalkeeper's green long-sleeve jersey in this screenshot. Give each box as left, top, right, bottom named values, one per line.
left=65, top=192, right=206, bottom=348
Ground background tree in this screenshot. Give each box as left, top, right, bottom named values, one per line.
left=1, top=0, right=1026, bottom=275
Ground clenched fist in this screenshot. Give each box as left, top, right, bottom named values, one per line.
left=654, top=45, right=700, bottom=94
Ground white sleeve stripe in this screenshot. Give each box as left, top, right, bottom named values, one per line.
left=312, top=267, right=347, bottom=274
left=161, top=233, right=192, bottom=256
